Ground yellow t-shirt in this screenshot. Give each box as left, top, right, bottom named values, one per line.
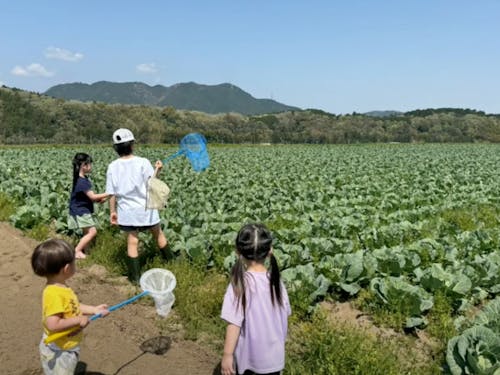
left=42, top=284, right=83, bottom=350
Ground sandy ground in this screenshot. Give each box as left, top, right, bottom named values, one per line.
left=0, top=222, right=221, bottom=375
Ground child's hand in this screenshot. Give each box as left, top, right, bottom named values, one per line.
left=94, top=304, right=109, bottom=317
left=154, top=160, right=163, bottom=170
left=221, top=353, right=235, bottom=375
left=67, top=315, right=89, bottom=337
left=97, top=195, right=110, bottom=204
left=110, top=212, right=118, bottom=225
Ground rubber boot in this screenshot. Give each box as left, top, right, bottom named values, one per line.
left=127, top=256, right=141, bottom=284
left=160, top=245, right=174, bottom=261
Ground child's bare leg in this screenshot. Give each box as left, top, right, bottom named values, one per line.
left=127, top=231, right=140, bottom=257
left=75, top=226, right=97, bottom=258
left=151, top=224, right=172, bottom=260
left=150, top=224, right=167, bottom=248
left=126, top=231, right=141, bottom=283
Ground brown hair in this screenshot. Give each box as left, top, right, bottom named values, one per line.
left=31, top=239, right=75, bottom=277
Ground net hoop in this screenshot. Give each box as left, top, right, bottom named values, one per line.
left=140, top=268, right=177, bottom=317
left=181, top=133, right=210, bottom=172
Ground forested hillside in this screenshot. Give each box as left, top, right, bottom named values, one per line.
left=44, top=81, right=299, bottom=115
left=1, top=86, right=500, bottom=144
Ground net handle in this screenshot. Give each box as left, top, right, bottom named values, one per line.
left=93, top=290, right=149, bottom=318
left=162, top=149, right=185, bottom=164
left=43, top=291, right=150, bottom=344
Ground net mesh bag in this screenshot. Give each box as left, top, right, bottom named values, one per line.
left=140, top=268, right=177, bottom=317
left=164, top=133, right=210, bottom=172
left=179, top=133, right=210, bottom=172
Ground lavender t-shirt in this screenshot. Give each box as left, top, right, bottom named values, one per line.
left=221, top=271, right=291, bottom=374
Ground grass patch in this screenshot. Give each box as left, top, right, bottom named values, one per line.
left=164, top=261, right=227, bottom=343
left=79, top=227, right=128, bottom=275
left=426, top=291, right=457, bottom=346
left=0, top=192, right=17, bottom=221
left=353, top=289, right=409, bottom=331
left=26, top=222, right=51, bottom=241
left=440, top=204, right=500, bottom=232
left=286, top=309, right=442, bottom=375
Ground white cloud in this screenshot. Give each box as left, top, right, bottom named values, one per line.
left=11, top=63, right=54, bottom=77
left=136, top=63, right=158, bottom=74
left=45, top=46, right=83, bottom=62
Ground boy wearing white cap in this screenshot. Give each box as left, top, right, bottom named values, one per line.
left=105, top=128, right=173, bottom=282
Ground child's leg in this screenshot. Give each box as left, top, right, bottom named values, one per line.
left=150, top=224, right=172, bottom=260
left=75, top=226, right=97, bottom=258
left=126, top=231, right=141, bottom=283
left=39, top=340, right=79, bottom=375
left=127, top=231, right=140, bottom=257
left=150, top=224, right=167, bottom=249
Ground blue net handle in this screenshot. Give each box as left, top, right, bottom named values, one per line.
left=163, top=149, right=185, bottom=163
left=91, top=291, right=149, bottom=320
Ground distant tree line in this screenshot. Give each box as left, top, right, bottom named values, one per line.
left=1, top=86, right=500, bottom=144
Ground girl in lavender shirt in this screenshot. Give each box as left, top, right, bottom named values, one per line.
left=221, top=224, right=291, bottom=375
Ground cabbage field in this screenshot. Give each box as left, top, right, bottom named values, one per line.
left=2, top=143, right=500, bottom=373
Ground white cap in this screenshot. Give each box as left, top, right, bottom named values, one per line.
left=112, top=128, right=135, bottom=144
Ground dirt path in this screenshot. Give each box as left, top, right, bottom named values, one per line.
left=0, top=222, right=220, bottom=375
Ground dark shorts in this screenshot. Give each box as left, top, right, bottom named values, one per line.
left=119, top=223, right=159, bottom=233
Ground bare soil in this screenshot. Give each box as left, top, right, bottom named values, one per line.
left=0, top=222, right=221, bottom=375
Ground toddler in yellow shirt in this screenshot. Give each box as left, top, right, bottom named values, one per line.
left=31, top=238, right=108, bottom=374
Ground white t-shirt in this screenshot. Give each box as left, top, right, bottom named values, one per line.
left=105, top=156, right=160, bottom=226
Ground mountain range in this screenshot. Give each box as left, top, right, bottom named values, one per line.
left=44, top=81, right=300, bottom=115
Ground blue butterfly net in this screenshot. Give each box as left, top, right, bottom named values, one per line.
left=164, top=133, right=210, bottom=172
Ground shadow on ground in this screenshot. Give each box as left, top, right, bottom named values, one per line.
left=77, top=336, right=173, bottom=375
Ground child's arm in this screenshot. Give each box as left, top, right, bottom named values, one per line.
left=109, top=196, right=118, bottom=225
left=45, top=313, right=90, bottom=333
left=43, top=305, right=109, bottom=344
left=85, top=190, right=110, bottom=203
left=80, top=303, right=109, bottom=317
left=221, top=323, right=240, bottom=375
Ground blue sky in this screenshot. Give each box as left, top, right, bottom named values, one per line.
left=1, top=1, right=499, bottom=114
